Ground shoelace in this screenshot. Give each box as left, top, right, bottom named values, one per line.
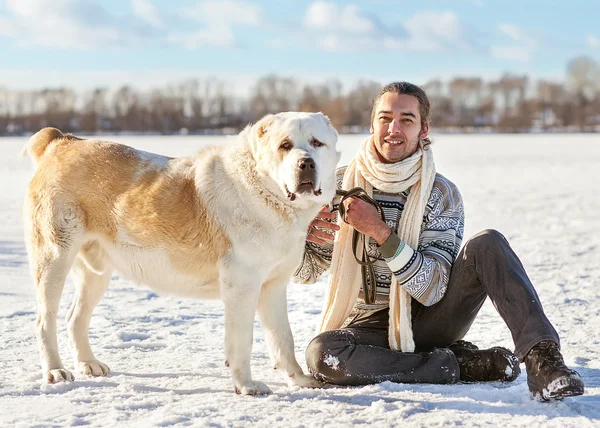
left=334, top=188, right=386, bottom=305
left=534, top=341, right=565, bottom=368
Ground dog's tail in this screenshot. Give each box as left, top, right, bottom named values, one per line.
left=19, top=127, right=65, bottom=165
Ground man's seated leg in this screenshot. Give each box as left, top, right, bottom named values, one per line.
left=305, top=309, right=458, bottom=386
left=412, top=228, right=584, bottom=398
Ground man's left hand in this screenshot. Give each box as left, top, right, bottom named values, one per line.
left=342, top=196, right=392, bottom=246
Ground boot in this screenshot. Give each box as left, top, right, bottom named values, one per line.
left=525, top=340, right=584, bottom=400
left=449, top=340, right=520, bottom=383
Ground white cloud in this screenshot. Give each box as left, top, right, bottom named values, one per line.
left=182, top=0, right=262, bottom=26
left=304, top=2, right=377, bottom=35
left=5, top=0, right=47, bottom=16
left=317, top=34, right=376, bottom=52
left=132, top=0, right=163, bottom=29
left=303, top=1, right=407, bottom=52
left=587, top=35, right=599, bottom=49
left=0, top=15, right=17, bottom=37
left=170, top=0, right=263, bottom=49
left=497, top=24, right=522, bottom=42
left=491, top=23, right=537, bottom=62
left=0, top=0, right=263, bottom=50
left=0, top=0, right=154, bottom=49
left=167, top=27, right=235, bottom=49
left=403, top=11, right=473, bottom=51
left=303, top=4, right=473, bottom=53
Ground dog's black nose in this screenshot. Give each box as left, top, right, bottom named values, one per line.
left=298, top=158, right=315, bottom=170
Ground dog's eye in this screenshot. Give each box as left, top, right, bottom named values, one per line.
left=311, top=138, right=324, bottom=148
left=280, top=140, right=293, bottom=151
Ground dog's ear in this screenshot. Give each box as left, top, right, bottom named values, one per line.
left=318, top=112, right=339, bottom=138
left=319, top=112, right=333, bottom=127
left=255, top=114, right=275, bottom=140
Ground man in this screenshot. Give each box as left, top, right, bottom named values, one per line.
left=293, top=81, right=584, bottom=400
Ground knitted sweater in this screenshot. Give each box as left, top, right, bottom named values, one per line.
left=293, top=166, right=465, bottom=310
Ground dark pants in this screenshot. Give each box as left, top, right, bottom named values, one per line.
left=305, top=229, right=560, bottom=385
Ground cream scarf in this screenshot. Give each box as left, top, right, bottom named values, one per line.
left=317, top=135, right=436, bottom=352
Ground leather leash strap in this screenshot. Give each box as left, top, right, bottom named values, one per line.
left=334, top=188, right=386, bottom=305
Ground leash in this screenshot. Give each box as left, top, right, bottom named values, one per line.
left=333, top=188, right=386, bottom=305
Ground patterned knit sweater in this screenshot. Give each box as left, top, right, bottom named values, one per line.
left=293, top=166, right=465, bottom=310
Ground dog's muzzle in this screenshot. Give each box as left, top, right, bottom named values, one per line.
left=285, top=157, right=321, bottom=201
left=296, top=157, right=317, bottom=193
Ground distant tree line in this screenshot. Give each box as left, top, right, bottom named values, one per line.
left=1, top=56, right=599, bottom=135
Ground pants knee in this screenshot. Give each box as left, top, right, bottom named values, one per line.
left=305, top=332, right=347, bottom=381
left=467, top=228, right=507, bottom=252
left=305, top=334, right=329, bottom=375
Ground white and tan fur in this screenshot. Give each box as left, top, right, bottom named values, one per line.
left=22, top=112, right=340, bottom=395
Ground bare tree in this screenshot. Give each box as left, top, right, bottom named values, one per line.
left=3, top=59, right=600, bottom=135
left=298, top=80, right=346, bottom=129
left=343, top=80, right=381, bottom=130
left=567, top=56, right=599, bottom=130
left=248, top=75, right=298, bottom=120
left=536, top=80, right=566, bottom=129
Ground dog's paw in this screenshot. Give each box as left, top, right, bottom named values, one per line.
left=234, top=381, right=272, bottom=396
left=291, top=373, right=325, bottom=388
left=46, top=368, right=74, bottom=383
left=77, top=360, right=110, bottom=377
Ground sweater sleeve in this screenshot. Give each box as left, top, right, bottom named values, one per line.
left=292, top=239, right=335, bottom=284
left=378, top=180, right=464, bottom=306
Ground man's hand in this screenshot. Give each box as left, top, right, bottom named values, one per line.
left=342, top=197, right=391, bottom=246
left=307, top=207, right=340, bottom=245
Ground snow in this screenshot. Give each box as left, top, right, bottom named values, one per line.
left=324, top=355, right=341, bottom=371
left=0, top=133, right=599, bottom=427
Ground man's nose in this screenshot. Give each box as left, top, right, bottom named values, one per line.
left=388, top=119, right=401, bottom=134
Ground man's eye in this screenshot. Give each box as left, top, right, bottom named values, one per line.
left=402, top=119, right=413, bottom=123
left=311, top=138, right=324, bottom=147
left=280, top=141, right=293, bottom=151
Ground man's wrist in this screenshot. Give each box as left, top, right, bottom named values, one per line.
left=372, top=224, right=392, bottom=246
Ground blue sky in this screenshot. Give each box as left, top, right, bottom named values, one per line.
left=0, top=0, right=598, bottom=93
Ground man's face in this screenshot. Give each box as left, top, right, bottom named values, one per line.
left=370, top=92, right=429, bottom=164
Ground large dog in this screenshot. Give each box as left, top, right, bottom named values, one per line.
left=22, top=112, right=340, bottom=395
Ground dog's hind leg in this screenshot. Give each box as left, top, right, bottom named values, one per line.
left=220, top=261, right=271, bottom=395
left=26, top=197, right=86, bottom=383
left=67, top=243, right=111, bottom=377
left=257, top=279, right=323, bottom=388
left=29, top=237, right=82, bottom=384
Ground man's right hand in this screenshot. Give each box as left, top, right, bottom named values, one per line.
left=307, top=206, right=340, bottom=245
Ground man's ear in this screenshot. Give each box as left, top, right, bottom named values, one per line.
left=419, top=123, right=430, bottom=140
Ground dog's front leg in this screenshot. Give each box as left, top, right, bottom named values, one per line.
left=220, top=266, right=271, bottom=396
left=257, top=280, right=323, bottom=388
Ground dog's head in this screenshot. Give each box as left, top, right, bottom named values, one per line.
left=247, top=112, right=341, bottom=208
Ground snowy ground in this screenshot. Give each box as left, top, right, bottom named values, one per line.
left=0, top=133, right=598, bottom=427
